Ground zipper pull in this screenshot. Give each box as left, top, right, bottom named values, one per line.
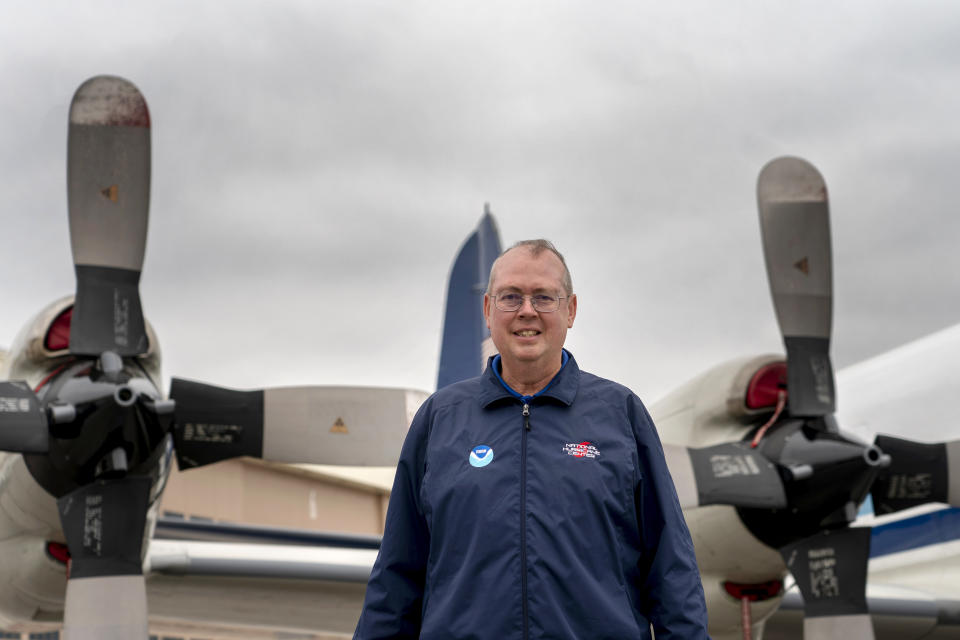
left=522, top=403, right=530, bottom=431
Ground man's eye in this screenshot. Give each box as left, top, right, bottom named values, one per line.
left=500, top=294, right=523, bottom=304
left=533, top=295, right=556, bottom=305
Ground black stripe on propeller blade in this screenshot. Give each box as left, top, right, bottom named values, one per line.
left=871, top=435, right=959, bottom=515
left=169, top=378, right=265, bottom=470
left=0, top=381, right=49, bottom=453
left=780, top=527, right=875, bottom=640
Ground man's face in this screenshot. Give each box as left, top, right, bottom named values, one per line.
left=483, top=248, right=577, bottom=372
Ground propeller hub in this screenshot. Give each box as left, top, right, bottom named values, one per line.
left=738, top=419, right=882, bottom=548
left=23, top=360, right=172, bottom=498
left=113, top=384, right=137, bottom=407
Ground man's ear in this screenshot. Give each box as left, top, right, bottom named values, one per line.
left=567, top=293, right=577, bottom=328
left=483, top=293, right=492, bottom=330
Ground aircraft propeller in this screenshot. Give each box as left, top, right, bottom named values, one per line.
left=662, top=156, right=960, bottom=639
left=754, top=157, right=880, bottom=639
left=751, top=157, right=959, bottom=639
left=0, top=75, right=421, bottom=639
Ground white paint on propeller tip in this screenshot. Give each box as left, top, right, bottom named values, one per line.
left=662, top=443, right=699, bottom=509
left=69, top=76, right=150, bottom=128
left=757, top=156, right=827, bottom=203
left=803, top=613, right=874, bottom=640
left=62, top=574, right=148, bottom=640
left=262, top=386, right=429, bottom=466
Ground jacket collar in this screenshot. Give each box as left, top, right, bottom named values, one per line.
left=478, top=349, right=580, bottom=408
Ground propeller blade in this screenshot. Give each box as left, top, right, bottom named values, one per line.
left=871, top=435, right=960, bottom=515
left=779, top=527, right=874, bottom=640
left=169, top=379, right=427, bottom=469
left=57, top=475, right=152, bottom=639
left=0, top=381, right=49, bottom=453
left=67, top=75, right=150, bottom=356
left=757, top=157, right=835, bottom=416
left=662, top=442, right=787, bottom=510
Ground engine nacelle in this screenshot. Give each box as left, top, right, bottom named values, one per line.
left=0, top=296, right=162, bottom=389
left=651, top=355, right=790, bottom=638
left=0, top=297, right=172, bottom=627
left=651, top=353, right=785, bottom=448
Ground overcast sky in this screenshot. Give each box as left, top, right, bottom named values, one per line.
left=2, top=1, right=958, bottom=403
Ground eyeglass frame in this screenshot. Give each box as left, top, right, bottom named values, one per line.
left=490, top=292, right=569, bottom=313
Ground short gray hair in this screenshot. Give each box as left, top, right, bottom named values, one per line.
left=487, top=239, right=574, bottom=295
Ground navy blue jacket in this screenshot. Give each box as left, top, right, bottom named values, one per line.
left=355, top=353, right=708, bottom=639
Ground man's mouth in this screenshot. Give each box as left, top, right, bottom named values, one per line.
left=514, top=330, right=540, bottom=337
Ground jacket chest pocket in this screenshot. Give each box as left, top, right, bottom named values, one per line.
left=533, top=437, right=632, bottom=524
left=421, top=420, right=519, bottom=530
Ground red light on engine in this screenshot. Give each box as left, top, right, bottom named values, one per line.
left=724, top=579, right=782, bottom=602
left=745, top=362, right=787, bottom=410
left=44, top=307, right=73, bottom=351
left=46, top=541, right=71, bottom=566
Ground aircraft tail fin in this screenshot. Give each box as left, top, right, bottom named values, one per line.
left=436, top=205, right=502, bottom=389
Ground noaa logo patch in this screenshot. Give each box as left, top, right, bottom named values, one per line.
left=469, top=445, right=494, bottom=468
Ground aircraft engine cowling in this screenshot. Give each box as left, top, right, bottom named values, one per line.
left=651, top=353, right=786, bottom=448
left=0, top=296, right=172, bottom=628
left=0, top=296, right=162, bottom=387
left=652, top=352, right=896, bottom=638
left=651, top=355, right=794, bottom=636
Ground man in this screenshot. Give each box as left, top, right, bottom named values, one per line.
left=355, top=240, right=708, bottom=639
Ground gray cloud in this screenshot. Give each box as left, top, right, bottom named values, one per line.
left=2, top=1, right=958, bottom=403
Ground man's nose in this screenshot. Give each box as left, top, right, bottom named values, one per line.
left=517, top=296, right=538, bottom=315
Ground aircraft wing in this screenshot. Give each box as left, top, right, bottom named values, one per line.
left=836, top=323, right=960, bottom=444
left=145, top=518, right=377, bottom=637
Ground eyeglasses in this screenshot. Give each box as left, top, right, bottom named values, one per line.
left=492, top=293, right=567, bottom=313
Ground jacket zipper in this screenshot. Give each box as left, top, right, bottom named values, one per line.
left=521, top=402, right=530, bottom=640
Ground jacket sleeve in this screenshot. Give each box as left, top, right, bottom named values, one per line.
left=353, top=399, right=432, bottom=639
left=629, top=394, right=711, bottom=639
